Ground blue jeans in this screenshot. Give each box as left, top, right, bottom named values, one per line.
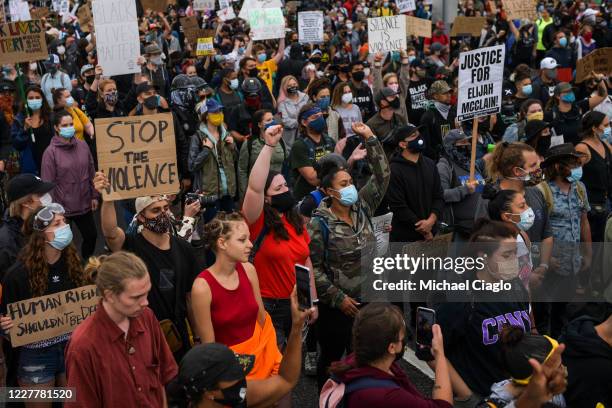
left=18, top=342, right=66, bottom=385
left=262, top=298, right=292, bottom=350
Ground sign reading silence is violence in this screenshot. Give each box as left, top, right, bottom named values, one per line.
left=95, top=112, right=180, bottom=201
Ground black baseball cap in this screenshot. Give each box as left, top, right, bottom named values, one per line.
left=375, top=87, right=399, bottom=106
left=393, top=124, right=421, bottom=145
left=135, top=82, right=155, bottom=96
left=177, top=343, right=253, bottom=395
left=7, top=174, right=55, bottom=203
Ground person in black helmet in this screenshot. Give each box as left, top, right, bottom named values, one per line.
left=226, top=78, right=265, bottom=145
left=238, top=57, right=274, bottom=111
left=171, top=74, right=200, bottom=143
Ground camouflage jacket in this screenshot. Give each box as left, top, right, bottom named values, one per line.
left=307, top=136, right=390, bottom=308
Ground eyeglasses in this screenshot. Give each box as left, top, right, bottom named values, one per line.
left=33, top=203, right=65, bottom=231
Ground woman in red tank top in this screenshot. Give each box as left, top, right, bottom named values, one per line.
left=191, top=212, right=265, bottom=347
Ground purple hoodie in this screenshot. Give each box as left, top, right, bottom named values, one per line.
left=41, top=135, right=99, bottom=217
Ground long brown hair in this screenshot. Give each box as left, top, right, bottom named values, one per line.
left=20, top=214, right=88, bottom=297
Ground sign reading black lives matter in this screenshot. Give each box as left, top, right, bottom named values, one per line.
left=95, top=113, right=180, bottom=201
left=457, top=44, right=505, bottom=122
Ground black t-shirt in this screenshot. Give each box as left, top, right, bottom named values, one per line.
left=1, top=255, right=76, bottom=313
left=545, top=102, right=589, bottom=146
left=122, top=234, right=201, bottom=324
left=405, top=79, right=430, bottom=124
left=435, top=278, right=531, bottom=396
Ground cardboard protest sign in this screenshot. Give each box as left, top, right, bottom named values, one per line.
left=298, top=11, right=324, bottom=44
left=0, top=20, right=48, bottom=65
left=193, top=0, right=215, bottom=10
left=397, top=0, right=416, bottom=13
left=196, top=37, right=214, bottom=56
left=30, top=7, right=50, bottom=20
left=368, top=16, right=406, bottom=53
left=457, top=44, right=505, bottom=122
left=249, top=8, right=285, bottom=41
left=140, top=0, right=168, bottom=12
left=406, top=16, right=432, bottom=38
left=180, top=15, right=199, bottom=32
left=93, top=0, right=141, bottom=77
left=286, top=1, right=301, bottom=13
left=576, top=48, right=612, bottom=83
left=7, top=285, right=100, bottom=348
left=0, top=4, right=5, bottom=24
left=184, top=28, right=214, bottom=50
left=502, top=0, right=536, bottom=22
left=450, top=16, right=487, bottom=36
left=238, top=0, right=282, bottom=21
left=95, top=113, right=180, bottom=200
left=77, top=4, right=93, bottom=32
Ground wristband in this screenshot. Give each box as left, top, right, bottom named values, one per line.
left=265, top=143, right=277, bottom=148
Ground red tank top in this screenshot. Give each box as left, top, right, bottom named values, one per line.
left=198, top=263, right=259, bottom=347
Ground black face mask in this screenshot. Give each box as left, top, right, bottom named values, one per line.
left=143, top=95, right=158, bottom=110
left=389, top=97, right=400, bottom=110
left=287, top=86, right=299, bottom=94
left=352, top=71, right=365, bottom=82
left=85, top=75, right=95, bottom=85
left=394, top=337, right=407, bottom=361
left=248, top=68, right=259, bottom=78
left=216, top=379, right=247, bottom=407
left=270, top=190, right=295, bottom=213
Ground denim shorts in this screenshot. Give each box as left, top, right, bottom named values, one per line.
left=18, top=342, right=66, bottom=385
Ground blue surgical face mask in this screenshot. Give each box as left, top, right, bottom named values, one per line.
left=27, top=99, right=43, bottom=111
left=567, top=166, right=583, bottom=183
left=65, top=96, right=74, bottom=107
left=513, top=207, right=535, bottom=231
left=264, top=119, right=278, bottom=130
left=317, top=96, right=331, bottom=110
left=559, top=37, right=568, bottom=47
left=59, top=126, right=75, bottom=139
left=239, top=46, right=245, bottom=54
left=48, top=224, right=73, bottom=250
left=257, top=53, right=267, bottom=63
left=602, top=126, right=612, bottom=142
left=522, top=84, right=533, bottom=96
left=408, top=55, right=416, bottom=63
left=307, top=116, right=327, bottom=133
left=391, top=51, right=400, bottom=62
left=229, top=78, right=239, bottom=90
left=561, top=92, right=575, bottom=103
left=333, top=184, right=358, bottom=206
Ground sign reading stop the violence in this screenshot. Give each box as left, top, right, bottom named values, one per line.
left=457, top=44, right=505, bottom=122
left=95, top=113, right=180, bottom=201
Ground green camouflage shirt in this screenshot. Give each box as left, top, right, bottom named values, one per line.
left=307, top=136, right=390, bottom=308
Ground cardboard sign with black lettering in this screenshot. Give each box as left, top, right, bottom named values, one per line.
left=502, top=0, right=536, bottom=22
left=7, top=285, right=100, bottom=347
left=406, top=16, right=432, bottom=38
left=30, top=7, right=50, bottom=19
left=0, top=20, right=48, bottom=65
left=450, top=16, right=487, bottom=37
left=458, top=44, right=505, bottom=121
left=77, top=4, right=93, bottom=32
left=95, top=113, right=180, bottom=200
left=576, top=47, right=612, bottom=83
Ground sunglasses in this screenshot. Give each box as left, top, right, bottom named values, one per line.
left=33, top=203, right=65, bottom=231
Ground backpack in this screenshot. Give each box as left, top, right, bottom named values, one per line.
left=536, top=181, right=587, bottom=214
left=319, top=376, right=399, bottom=408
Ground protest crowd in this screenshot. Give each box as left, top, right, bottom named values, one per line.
left=0, top=0, right=611, bottom=407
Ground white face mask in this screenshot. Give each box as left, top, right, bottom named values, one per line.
left=39, top=193, right=53, bottom=207
left=491, top=258, right=519, bottom=281
left=364, top=68, right=371, bottom=77
left=57, top=46, right=66, bottom=55
left=341, top=92, right=353, bottom=104
left=29, top=62, right=38, bottom=72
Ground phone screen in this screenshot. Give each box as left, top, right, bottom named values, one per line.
left=295, top=264, right=312, bottom=311
left=416, top=307, right=436, bottom=347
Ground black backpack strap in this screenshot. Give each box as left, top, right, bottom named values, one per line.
left=248, top=224, right=269, bottom=263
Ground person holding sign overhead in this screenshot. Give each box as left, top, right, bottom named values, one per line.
left=0, top=203, right=90, bottom=405
left=94, top=174, right=202, bottom=361
left=41, top=110, right=99, bottom=262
